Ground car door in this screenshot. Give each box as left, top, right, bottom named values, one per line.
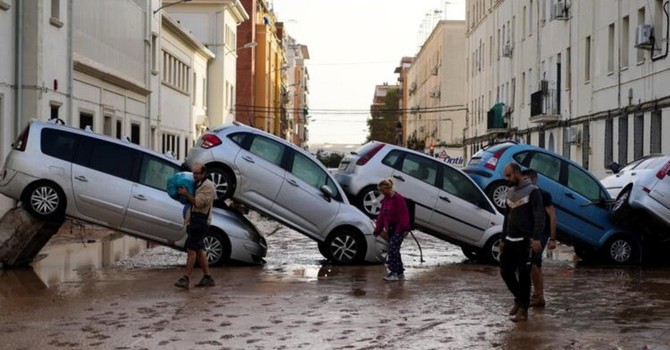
left=272, top=150, right=340, bottom=240
left=431, top=163, right=499, bottom=244
left=647, top=159, right=670, bottom=212
left=71, top=138, right=137, bottom=228
left=233, top=134, right=287, bottom=211
left=390, top=152, right=439, bottom=230
left=122, top=154, right=184, bottom=242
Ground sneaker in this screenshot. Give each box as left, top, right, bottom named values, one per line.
left=509, top=301, right=521, bottom=316
left=195, top=275, right=215, bottom=287
left=529, top=294, right=546, bottom=308
left=174, top=275, right=189, bottom=289
left=398, top=274, right=405, bottom=280
left=383, top=273, right=399, bottom=281
left=511, top=308, right=528, bottom=322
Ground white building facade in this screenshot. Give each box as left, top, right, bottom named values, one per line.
left=466, top=0, right=670, bottom=179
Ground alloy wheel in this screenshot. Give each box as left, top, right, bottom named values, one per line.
left=362, top=190, right=383, bottom=216
left=30, top=186, right=60, bottom=215
left=203, top=236, right=224, bottom=265
left=330, top=234, right=359, bottom=263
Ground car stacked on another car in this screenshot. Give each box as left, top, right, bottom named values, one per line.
left=600, top=154, right=670, bottom=229
left=333, top=141, right=505, bottom=263
left=463, top=141, right=642, bottom=264
left=184, top=122, right=385, bottom=265
left=0, top=120, right=267, bottom=265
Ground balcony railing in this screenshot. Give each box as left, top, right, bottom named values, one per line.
left=530, top=88, right=561, bottom=123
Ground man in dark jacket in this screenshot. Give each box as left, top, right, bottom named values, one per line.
left=500, top=162, right=545, bottom=322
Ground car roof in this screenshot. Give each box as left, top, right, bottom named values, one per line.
left=214, top=122, right=320, bottom=160
left=368, top=140, right=465, bottom=171
left=30, top=119, right=181, bottom=166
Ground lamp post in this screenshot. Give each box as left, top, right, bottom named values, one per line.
left=154, top=0, right=191, bottom=15
left=225, top=41, right=257, bottom=55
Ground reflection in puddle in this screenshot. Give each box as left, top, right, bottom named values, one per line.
left=31, top=235, right=147, bottom=287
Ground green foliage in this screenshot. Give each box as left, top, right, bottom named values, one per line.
left=367, top=87, right=399, bottom=144
left=315, top=149, right=345, bottom=168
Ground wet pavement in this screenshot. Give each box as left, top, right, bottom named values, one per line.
left=1, top=215, right=670, bottom=349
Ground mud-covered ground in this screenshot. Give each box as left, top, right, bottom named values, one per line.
left=1, top=215, right=670, bottom=350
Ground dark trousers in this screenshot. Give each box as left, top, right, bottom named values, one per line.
left=500, top=238, right=532, bottom=309
left=387, top=232, right=405, bottom=275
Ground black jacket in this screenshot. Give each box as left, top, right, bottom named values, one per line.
left=502, top=178, right=546, bottom=241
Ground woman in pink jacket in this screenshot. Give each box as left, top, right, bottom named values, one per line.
left=374, top=178, right=410, bottom=281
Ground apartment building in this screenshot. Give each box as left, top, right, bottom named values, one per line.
left=395, top=57, right=414, bottom=145
left=466, top=0, right=670, bottom=178
left=284, top=36, right=310, bottom=148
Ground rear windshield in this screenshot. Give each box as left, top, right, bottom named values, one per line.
left=483, top=142, right=515, bottom=154
left=353, top=142, right=382, bottom=156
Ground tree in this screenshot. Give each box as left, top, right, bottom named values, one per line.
left=367, top=87, right=399, bottom=143
left=315, top=149, right=344, bottom=168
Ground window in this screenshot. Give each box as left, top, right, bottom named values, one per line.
left=521, top=72, right=526, bottom=105
left=638, top=7, right=646, bottom=63
left=563, top=129, right=571, bottom=159
left=151, top=34, right=158, bottom=73
left=103, top=116, right=112, bottom=136
left=582, top=123, right=590, bottom=170
left=441, top=164, right=488, bottom=208
left=41, top=129, right=78, bottom=162
left=139, top=155, right=179, bottom=191
left=249, top=136, right=285, bottom=166
left=50, top=103, right=60, bottom=120
left=529, top=0, right=533, bottom=37
left=634, top=113, right=644, bottom=160
left=88, top=140, right=137, bottom=180
left=528, top=152, right=561, bottom=182
left=539, top=130, right=545, bottom=148
left=131, top=123, right=140, bottom=145
left=605, top=118, right=613, bottom=167
left=656, top=0, right=665, bottom=42
left=522, top=6, right=527, bottom=40
left=50, top=0, right=63, bottom=27
left=585, top=36, right=591, bottom=82
left=622, top=16, right=630, bottom=68
left=651, top=110, right=662, bottom=153
left=381, top=150, right=402, bottom=168
left=290, top=152, right=329, bottom=191
left=229, top=132, right=248, bottom=147
left=400, top=154, right=438, bottom=186
left=567, top=164, right=602, bottom=201
left=79, top=112, right=93, bottom=131
left=116, top=120, right=122, bottom=139
left=566, top=46, right=571, bottom=89
left=618, top=115, right=628, bottom=164
left=161, top=50, right=191, bottom=93
left=608, top=23, right=615, bottom=73
left=192, top=72, right=197, bottom=106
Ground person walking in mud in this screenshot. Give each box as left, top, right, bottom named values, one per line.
left=522, top=169, right=557, bottom=308
left=373, top=178, right=410, bottom=281
left=499, top=163, right=545, bottom=322
left=174, top=163, right=216, bottom=289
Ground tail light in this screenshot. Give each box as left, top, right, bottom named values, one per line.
left=200, top=134, right=222, bottom=149
left=656, top=160, right=670, bottom=180
left=356, top=144, right=385, bottom=166
left=12, top=126, right=30, bottom=152
left=484, top=148, right=507, bottom=170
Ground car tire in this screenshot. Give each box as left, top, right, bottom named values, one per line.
left=603, top=234, right=640, bottom=265
left=574, top=245, right=598, bottom=263
left=202, top=229, right=231, bottom=266
left=208, top=166, right=235, bottom=200
left=486, top=182, right=509, bottom=212
left=611, top=188, right=632, bottom=224
left=23, top=181, right=66, bottom=221
left=461, top=246, right=479, bottom=260
left=323, top=229, right=367, bottom=264
left=356, top=186, right=383, bottom=218
left=482, top=234, right=503, bottom=264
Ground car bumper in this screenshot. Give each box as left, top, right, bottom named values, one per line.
left=0, top=168, right=35, bottom=202
left=363, top=234, right=388, bottom=263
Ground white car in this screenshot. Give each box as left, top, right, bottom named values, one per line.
left=601, top=154, right=670, bottom=227
left=333, top=141, right=505, bottom=263
left=0, top=120, right=267, bottom=265
left=184, top=122, right=385, bottom=265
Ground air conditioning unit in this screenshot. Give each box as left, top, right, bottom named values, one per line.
left=430, top=91, right=441, bottom=99
left=431, top=67, right=439, bottom=76
left=566, top=126, right=581, bottom=144
left=502, top=43, right=513, bottom=57
left=635, top=24, right=654, bottom=49
left=553, top=2, right=569, bottom=20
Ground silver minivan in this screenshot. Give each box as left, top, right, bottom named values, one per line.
left=0, top=120, right=267, bottom=265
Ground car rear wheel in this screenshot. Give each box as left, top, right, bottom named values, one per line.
left=603, top=234, right=640, bottom=265
left=323, top=229, right=367, bottom=264
left=611, top=188, right=632, bottom=224
left=208, top=166, right=235, bottom=200
left=486, top=182, right=509, bottom=212
left=356, top=186, right=383, bottom=218
left=483, top=234, right=503, bottom=264
left=23, top=181, right=66, bottom=221
left=203, top=230, right=231, bottom=266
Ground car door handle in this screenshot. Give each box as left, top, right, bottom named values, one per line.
left=242, top=156, right=255, bottom=163
left=286, top=179, right=299, bottom=187
left=133, top=194, right=147, bottom=201
left=74, top=175, right=88, bottom=182
left=439, top=195, right=451, bottom=203
left=565, top=193, right=575, bottom=199
left=392, top=174, right=405, bottom=182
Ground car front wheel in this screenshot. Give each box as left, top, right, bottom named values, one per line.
left=323, top=229, right=367, bottom=264
left=23, top=181, right=66, bottom=221
left=603, top=235, right=640, bottom=265
left=356, top=186, right=383, bottom=218
left=486, top=182, right=509, bottom=212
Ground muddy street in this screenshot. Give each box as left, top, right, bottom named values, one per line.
left=1, top=218, right=670, bottom=350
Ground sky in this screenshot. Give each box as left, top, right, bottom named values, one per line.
left=271, top=0, right=466, bottom=146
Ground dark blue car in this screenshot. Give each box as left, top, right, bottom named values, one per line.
left=463, top=142, right=641, bottom=264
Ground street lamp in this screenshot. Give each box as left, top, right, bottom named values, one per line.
left=225, top=41, right=257, bottom=55
left=154, top=0, right=191, bottom=15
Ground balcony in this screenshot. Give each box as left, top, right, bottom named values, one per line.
left=530, top=88, right=561, bottom=123
left=487, top=103, right=509, bottom=133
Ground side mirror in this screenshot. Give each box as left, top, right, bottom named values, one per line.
left=608, top=162, right=621, bottom=174
left=320, top=185, right=334, bottom=198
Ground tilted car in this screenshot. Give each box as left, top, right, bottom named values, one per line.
left=0, top=120, right=267, bottom=265
left=184, top=122, right=385, bottom=265
left=463, top=141, right=642, bottom=264
left=600, top=154, right=670, bottom=228
left=333, top=141, right=505, bottom=263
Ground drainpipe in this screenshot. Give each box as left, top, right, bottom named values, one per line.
left=67, top=0, right=73, bottom=126
left=14, top=0, right=23, bottom=137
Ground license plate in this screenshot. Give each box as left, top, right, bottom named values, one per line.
left=338, top=162, right=350, bottom=170
left=468, top=158, right=481, bottom=165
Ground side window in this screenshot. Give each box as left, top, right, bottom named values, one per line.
left=228, top=132, right=247, bottom=147
left=41, top=129, right=78, bottom=162
left=512, top=151, right=532, bottom=166
left=567, top=164, right=602, bottom=201
left=400, top=153, right=438, bottom=186
left=249, top=136, right=285, bottom=166
left=88, top=140, right=137, bottom=180
left=139, top=155, right=179, bottom=191
left=290, top=152, right=341, bottom=200
left=381, top=150, right=402, bottom=169
left=528, top=152, right=561, bottom=182
left=441, top=165, right=489, bottom=207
